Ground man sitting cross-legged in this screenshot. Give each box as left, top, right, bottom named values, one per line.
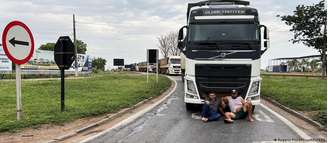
left=224, top=89, right=254, bottom=123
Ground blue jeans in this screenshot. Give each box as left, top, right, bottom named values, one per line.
left=201, top=104, right=221, bottom=121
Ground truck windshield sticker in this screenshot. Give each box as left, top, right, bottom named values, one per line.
left=203, top=9, right=246, bottom=15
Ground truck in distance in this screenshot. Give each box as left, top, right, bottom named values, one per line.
left=159, top=56, right=182, bottom=75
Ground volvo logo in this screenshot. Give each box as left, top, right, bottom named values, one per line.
left=208, top=51, right=236, bottom=59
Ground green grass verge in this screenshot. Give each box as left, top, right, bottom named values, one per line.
left=261, top=75, right=327, bottom=126
left=0, top=72, right=171, bottom=132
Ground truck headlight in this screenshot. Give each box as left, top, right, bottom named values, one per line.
left=186, top=79, right=197, bottom=95
left=249, top=81, right=260, bottom=96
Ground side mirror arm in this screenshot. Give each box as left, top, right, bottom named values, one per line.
left=259, top=25, right=269, bottom=55
left=178, top=26, right=188, bottom=51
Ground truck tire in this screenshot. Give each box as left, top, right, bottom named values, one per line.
left=252, top=105, right=255, bottom=114
left=185, top=103, right=193, bottom=111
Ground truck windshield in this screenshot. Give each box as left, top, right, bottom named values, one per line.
left=170, top=59, right=181, bottom=64
left=189, top=24, right=258, bottom=42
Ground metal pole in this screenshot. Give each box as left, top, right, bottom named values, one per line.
left=156, top=50, right=158, bottom=83
left=60, top=69, right=65, bottom=112
left=73, top=14, right=78, bottom=77
left=147, top=63, right=149, bottom=83
left=147, top=50, right=149, bottom=83
left=16, top=64, right=22, bottom=120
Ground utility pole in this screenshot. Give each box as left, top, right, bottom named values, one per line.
left=73, top=14, right=78, bottom=77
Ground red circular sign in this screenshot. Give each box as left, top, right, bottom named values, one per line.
left=2, top=21, right=34, bottom=65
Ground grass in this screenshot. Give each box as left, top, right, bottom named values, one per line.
left=261, top=75, right=327, bottom=126
left=0, top=72, right=171, bottom=132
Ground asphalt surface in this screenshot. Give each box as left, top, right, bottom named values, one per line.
left=86, top=76, right=303, bottom=143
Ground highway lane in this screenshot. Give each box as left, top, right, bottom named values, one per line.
left=84, top=76, right=306, bottom=143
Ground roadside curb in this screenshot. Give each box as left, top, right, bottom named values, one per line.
left=262, top=96, right=325, bottom=130
left=47, top=76, right=176, bottom=143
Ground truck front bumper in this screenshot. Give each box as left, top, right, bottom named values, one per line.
left=184, top=75, right=261, bottom=105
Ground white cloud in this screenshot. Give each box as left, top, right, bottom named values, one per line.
left=0, top=0, right=321, bottom=69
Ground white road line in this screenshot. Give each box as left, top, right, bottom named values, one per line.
left=80, top=76, right=177, bottom=143
left=254, top=110, right=274, bottom=123
left=260, top=104, right=311, bottom=140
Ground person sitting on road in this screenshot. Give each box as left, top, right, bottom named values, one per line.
left=201, top=92, right=221, bottom=122
left=219, top=95, right=231, bottom=117
left=224, top=89, right=254, bottom=123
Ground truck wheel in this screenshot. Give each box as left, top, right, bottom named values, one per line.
left=252, top=105, right=255, bottom=114
left=185, top=103, right=193, bottom=111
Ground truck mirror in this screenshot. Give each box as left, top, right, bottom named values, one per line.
left=260, top=25, right=269, bottom=55
left=178, top=26, right=188, bottom=50
left=178, top=26, right=185, bottom=40
left=260, top=25, right=268, bottom=40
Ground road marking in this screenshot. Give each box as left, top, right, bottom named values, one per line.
left=191, top=113, right=202, bottom=120
left=260, top=104, right=311, bottom=140
left=80, top=76, right=177, bottom=143
left=254, top=110, right=274, bottom=123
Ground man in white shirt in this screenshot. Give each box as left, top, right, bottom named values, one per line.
left=224, top=89, right=254, bottom=123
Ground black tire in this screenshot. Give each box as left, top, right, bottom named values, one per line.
left=252, top=105, right=256, bottom=114
left=186, top=103, right=193, bottom=111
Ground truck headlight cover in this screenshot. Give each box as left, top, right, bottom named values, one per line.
left=249, top=81, right=260, bottom=96
left=186, top=79, right=197, bottom=95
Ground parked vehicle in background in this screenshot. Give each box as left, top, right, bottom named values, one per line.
left=178, top=0, right=270, bottom=110
left=159, top=56, right=181, bottom=75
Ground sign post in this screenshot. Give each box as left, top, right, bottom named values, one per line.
left=54, top=36, right=76, bottom=112
left=1, top=21, right=34, bottom=120
left=113, top=58, right=124, bottom=71
left=147, top=49, right=158, bottom=83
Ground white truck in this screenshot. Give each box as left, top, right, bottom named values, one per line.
left=178, top=0, right=269, bottom=110
left=159, top=56, right=182, bottom=75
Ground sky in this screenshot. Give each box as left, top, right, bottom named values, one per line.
left=0, top=0, right=322, bottom=69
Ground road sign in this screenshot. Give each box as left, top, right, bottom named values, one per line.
left=148, top=49, right=158, bottom=64
left=1, top=21, right=34, bottom=121
left=2, top=21, right=34, bottom=65
left=147, top=49, right=159, bottom=83
left=54, top=36, right=76, bottom=70
left=113, top=58, right=124, bottom=66
left=54, top=36, right=76, bottom=112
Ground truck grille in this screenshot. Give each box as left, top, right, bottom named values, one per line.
left=173, top=66, right=181, bottom=68
left=195, top=64, right=251, bottom=99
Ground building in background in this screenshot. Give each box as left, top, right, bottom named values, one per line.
left=267, top=55, right=321, bottom=73
left=0, top=49, right=92, bottom=74
left=0, top=48, right=12, bottom=73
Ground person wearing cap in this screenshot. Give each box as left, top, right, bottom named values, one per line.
left=224, top=89, right=254, bottom=123
left=201, top=92, right=221, bottom=122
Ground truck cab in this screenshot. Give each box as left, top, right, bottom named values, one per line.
left=167, top=56, right=182, bottom=75
left=178, top=0, right=269, bottom=110
left=159, top=56, right=182, bottom=75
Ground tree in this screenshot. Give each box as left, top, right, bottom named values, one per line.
left=92, top=57, right=106, bottom=71
left=39, top=39, right=87, bottom=54
left=278, top=0, right=327, bottom=77
left=39, top=43, right=55, bottom=51
left=300, top=59, right=310, bottom=72
left=157, top=32, right=180, bottom=58
left=158, top=35, right=170, bottom=58
left=310, top=59, right=321, bottom=72
left=167, top=32, right=180, bottom=56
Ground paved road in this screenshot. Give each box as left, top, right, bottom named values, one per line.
left=86, top=76, right=303, bottom=143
